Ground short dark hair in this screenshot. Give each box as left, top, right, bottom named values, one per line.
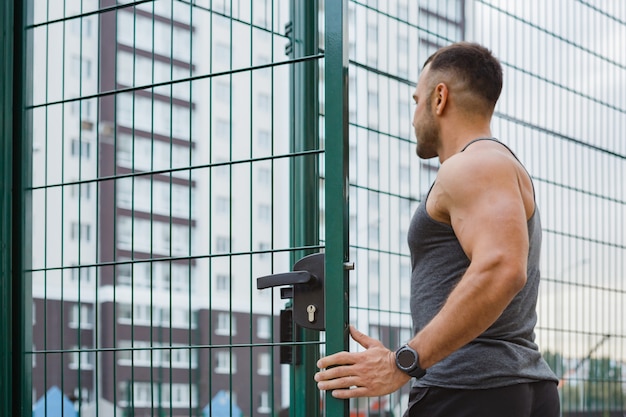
left=424, top=42, right=503, bottom=111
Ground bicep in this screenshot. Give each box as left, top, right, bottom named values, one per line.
left=447, top=173, right=529, bottom=277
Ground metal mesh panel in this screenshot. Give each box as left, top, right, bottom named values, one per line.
left=346, top=1, right=625, bottom=416
left=26, top=1, right=307, bottom=416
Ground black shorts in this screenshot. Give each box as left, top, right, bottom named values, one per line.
left=404, top=380, right=560, bottom=417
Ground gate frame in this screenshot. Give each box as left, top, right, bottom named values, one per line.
left=1, top=0, right=32, bottom=415
left=324, top=0, right=350, bottom=416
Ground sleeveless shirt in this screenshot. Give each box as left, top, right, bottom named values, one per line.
left=407, top=139, right=558, bottom=388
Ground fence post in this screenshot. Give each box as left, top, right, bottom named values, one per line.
left=0, top=0, right=15, bottom=412
left=324, top=0, right=350, bottom=416
left=1, top=0, right=32, bottom=415
left=289, top=0, right=321, bottom=416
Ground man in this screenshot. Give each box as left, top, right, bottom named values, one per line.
left=314, top=42, right=560, bottom=416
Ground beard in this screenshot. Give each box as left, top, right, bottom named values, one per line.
left=414, top=108, right=439, bottom=159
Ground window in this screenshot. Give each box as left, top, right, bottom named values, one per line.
left=171, top=224, right=189, bottom=254
left=258, top=391, right=271, bottom=414
left=215, top=236, right=231, bottom=253
left=170, top=263, right=190, bottom=293
left=399, top=96, right=411, bottom=120
left=73, top=387, right=90, bottom=403
left=214, top=81, right=230, bottom=102
left=369, top=291, right=380, bottom=308
left=71, top=139, right=91, bottom=158
left=161, top=266, right=170, bottom=291
left=172, top=307, right=195, bottom=328
left=215, top=119, right=230, bottom=139
left=368, top=192, right=378, bottom=212
left=257, top=316, right=271, bottom=339
left=70, top=18, right=93, bottom=38
left=398, top=2, right=409, bottom=19
left=70, top=181, right=91, bottom=200
left=215, top=196, right=231, bottom=214
left=369, top=325, right=380, bottom=341
left=116, top=94, right=134, bottom=128
left=117, top=261, right=131, bottom=286
left=257, top=93, right=271, bottom=112
left=400, top=293, right=411, bottom=312
left=367, top=23, right=378, bottom=42
left=215, top=350, right=236, bottom=373
left=118, top=341, right=198, bottom=369
left=115, top=135, right=133, bottom=167
left=258, top=242, right=270, bottom=259
left=257, top=167, right=271, bottom=186
left=399, top=327, right=413, bottom=345
left=368, top=157, right=379, bottom=179
left=69, top=346, right=94, bottom=370
left=257, top=204, right=271, bottom=222
left=216, top=274, right=230, bottom=292
left=71, top=99, right=92, bottom=119
left=119, top=382, right=151, bottom=407
left=172, top=105, right=190, bottom=138
left=70, top=266, right=93, bottom=285
left=117, top=340, right=132, bottom=363
left=118, top=304, right=132, bottom=321
left=258, top=352, right=271, bottom=375
left=216, top=312, right=236, bottom=335
left=399, top=165, right=410, bottom=185
left=257, top=130, right=271, bottom=149
left=398, top=35, right=409, bottom=54
left=368, top=223, right=379, bottom=244
left=213, top=43, right=231, bottom=63
left=71, top=56, right=92, bottom=79
left=70, top=222, right=91, bottom=242
left=367, top=91, right=378, bottom=113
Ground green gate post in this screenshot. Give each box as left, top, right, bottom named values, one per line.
left=324, top=0, right=350, bottom=416
left=289, top=0, right=321, bottom=416
left=1, top=0, right=32, bottom=415
left=0, top=0, right=15, bottom=413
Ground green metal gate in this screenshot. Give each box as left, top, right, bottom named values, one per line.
left=1, top=0, right=349, bottom=416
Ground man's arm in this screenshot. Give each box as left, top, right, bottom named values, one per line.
left=315, top=148, right=532, bottom=398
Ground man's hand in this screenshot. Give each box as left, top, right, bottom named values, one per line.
left=314, top=326, right=411, bottom=399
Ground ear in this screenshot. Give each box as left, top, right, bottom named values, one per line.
left=433, top=83, right=449, bottom=116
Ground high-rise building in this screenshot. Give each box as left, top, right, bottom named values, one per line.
left=31, top=1, right=285, bottom=415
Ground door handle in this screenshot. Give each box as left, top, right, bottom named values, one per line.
left=257, top=252, right=325, bottom=331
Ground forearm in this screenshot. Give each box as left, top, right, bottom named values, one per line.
left=410, top=264, right=525, bottom=369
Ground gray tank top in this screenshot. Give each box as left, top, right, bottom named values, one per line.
left=407, top=139, right=558, bottom=388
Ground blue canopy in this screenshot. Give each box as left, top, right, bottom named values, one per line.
left=33, top=386, right=78, bottom=417
left=203, top=390, right=242, bottom=417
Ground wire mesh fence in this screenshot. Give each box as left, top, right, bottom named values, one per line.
left=27, top=0, right=302, bottom=415
left=3, top=0, right=625, bottom=416
left=345, top=1, right=625, bottom=416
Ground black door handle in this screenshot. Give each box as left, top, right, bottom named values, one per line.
left=257, top=271, right=316, bottom=290
left=256, top=253, right=325, bottom=331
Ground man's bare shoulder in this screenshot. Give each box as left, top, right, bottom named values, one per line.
left=436, top=143, right=519, bottom=195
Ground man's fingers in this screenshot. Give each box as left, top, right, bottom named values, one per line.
left=330, top=387, right=369, bottom=399
left=316, top=374, right=358, bottom=392
left=314, top=365, right=349, bottom=383
left=316, top=351, right=356, bottom=369
left=349, top=325, right=379, bottom=349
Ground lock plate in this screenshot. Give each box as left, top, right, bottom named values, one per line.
left=291, top=253, right=325, bottom=330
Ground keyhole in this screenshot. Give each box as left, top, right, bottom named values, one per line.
left=307, top=304, right=317, bottom=323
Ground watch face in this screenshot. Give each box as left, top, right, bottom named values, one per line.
left=397, top=348, right=416, bottom=369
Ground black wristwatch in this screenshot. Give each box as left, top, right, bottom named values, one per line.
left=395, top=344, right=426, bottom=379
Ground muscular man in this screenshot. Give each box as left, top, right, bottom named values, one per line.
left=315, top=42, right=560, bottom=416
